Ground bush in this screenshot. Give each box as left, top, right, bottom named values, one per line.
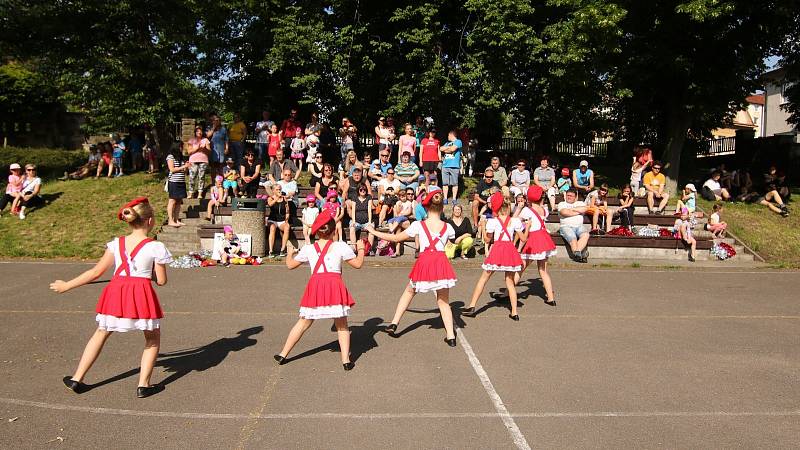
left=0, top=146, right=86, bottom=180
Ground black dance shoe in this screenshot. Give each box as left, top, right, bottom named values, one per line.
left=343, top=362, right=355, bottom=371
left=509, top=314, right=520, bottom=321
left=384, top=323, right=398, bottom=336
left=136, top=385, right=164, bottom=398
left=62, top=376, right=89, bottom=394
left=273, top=354, right=287, bottom=365
left=544, top=300, right=557, bottom=307
left=461, top=307, right=475, bottom=317
left=444, top=338, right=457, bottom=347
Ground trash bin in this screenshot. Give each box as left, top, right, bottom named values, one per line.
left=232, top=198, right=266, bottom=257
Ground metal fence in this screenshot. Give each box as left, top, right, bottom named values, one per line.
left=698, top=136, right=736, bottom=158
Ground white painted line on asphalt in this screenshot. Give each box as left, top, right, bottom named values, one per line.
left=457, top=329, right=532, bottom=450
left=2, top=397, right=798, bottom=420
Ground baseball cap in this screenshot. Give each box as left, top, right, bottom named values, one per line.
left=9, top=163, right=21, bottom=170
left=685, top=183, right=696, bottom=192
left=306, top=194, right=316, bottom=203
left=561, top=167, right=570, bottom=176
left=226, top=157, right=234, bottom=163
left=326, top=190, right=338, bottom=199
left=579, top=160, right=589, bottom=168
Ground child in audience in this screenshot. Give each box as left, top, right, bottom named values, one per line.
left=274, top=210, right=365, bottom=370
left=301, top=194, right=321, bottom=245
left=112, top=139, right=125, bottom=177
left=305, top=134, right=319, bottom=167
left=706, top=203, right=728, bottom=238
left=267, top=123, right=282, bottom=165
left=3, top=163, right=23, bottom=216
left=556, top=167, right=572, bottom=194
left=220, top=225, right=242, bottom=267
left=674, top=207, right=697, bottom=262
left=223, top=157, right=240, bottom=198
left=289, top=128, right=306, bottom=173
left=323, top=190, right=344, bottom=241
left=206, top=176, right=227, bottom=221
left=50, top=197, right=171, bottom=398
left=675, top=183, right=697, bottom=215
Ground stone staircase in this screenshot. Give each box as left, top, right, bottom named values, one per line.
left=154, top=200, right=208, bottom=255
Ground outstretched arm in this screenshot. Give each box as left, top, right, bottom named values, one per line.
left=346, top=240, right=366, bottom=269
left=50, top=250, right=115, bottom=293
left=365, top=224, right=410, bottom=243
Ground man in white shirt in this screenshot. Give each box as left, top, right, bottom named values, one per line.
left=558, top=189, right=590, bottom=262
left=701, top=171, right=731, bottom=201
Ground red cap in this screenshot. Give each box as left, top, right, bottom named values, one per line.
left=489, top=191, right=504, bottom=213
left=561, top=167, right=570, bottom=176
left=117, top=197, right=149, bottom=221
left=421, top=190, right=440, bottom=206
left=527, top=185, right=543, bottom=203
left=311, top=208, right=334, bottom=235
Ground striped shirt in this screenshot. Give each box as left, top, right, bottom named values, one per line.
left=395, top=162, right=419, bottom=181
left=166, top=154, right=186, bottom=183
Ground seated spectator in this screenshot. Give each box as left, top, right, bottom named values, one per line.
left=764, top=165, right=791, bottom=202
left=266, top=149, right=299, bottom=188
left=445, top=204, right=474, bottom=259
left=701, top=171, right=730, bottom=202
left=706, top=203, right=728, bottom=238
left=755, top=169, right=790, bottom=217
left=509, top=159, right=531, bottom=197
left=387, top=188, right=414, bottom=231
left=533, top=156, right=557, bottom=210
left=674, top=207, right=696, bottom=262
left=205, top=176, right=227, bottom=221
left=96, top=142, right=113, bottom=178
left=395, top=152, right=420, bottom=192
left=322, top=190, right=345, bottom=241
left=572, top=160, right=594, bottom=198
left=307, top=153, right=324, bottom=187
left=486, top=156, right=508, bottom=186
left=511, top=191, right=528, bottom=218
left=62, top=146, right=100, bottom=180
left=301, top=194, right=320, bottom=245
left=377, top=170, right=402, bottom=224
left=1, top=163, right=23, bottom=217
left=630, top=146, right=652, bottom=196
left=349, top=184, right=376, bottom=255
left=675, top=183, right=697, bottom=215
left=368, top=149, right=393, bottom=190
left=338, top=150, right=360, bottom=179
left=314, top=163, right=338, bottom=205
left=10, top=164, right=43, bottom=220
left=239, top=151, right=262, bottom=198
left=277, top=168, right=299, bottom=205
left=556, top=167, right=571, bottom=195
left=471, top=168, right=501, bottom=226
left=643, top=160, right=670, bottom=214
left=585, top=184, right=613, bottom=234
left=266, top=184, right=291, bottom=258
left=615, top=184, right=636, bottom=229
left=558, top=189, right=590, bottom=262
left=361, top=151, right=373, bottom=178
left=222, top=157, right=240, bottom=198
left=341, top=168, right=372, bottom=211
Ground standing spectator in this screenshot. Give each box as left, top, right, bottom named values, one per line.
left=144, top=124, right=160, bottom=173
left=266, top=123, right=283, bottom=166
left=266, top=184, right=291, bottom=258
left=558, top=189, right=590, bottom=262
left=374, top=116, right=395, bottom=153
left=440, top=130, right=462, bottom=204
left=642, top=160, right=670, bottom=214
left=471, top=168, right=501, bottom=226
left=15, top=164, right=43, bottom=220
left=420, top=128, right=440, bottom=189
left=616, top=184, right=636, bottom=229
left=185, top=126, right=210, bottom=199
left=445, top=204, right=474, bottom=259
left=280, top=108, right=302, bottom=152
left=572, top=160, right=594, bottom=198
left=129, top=128, right=144, bottom=172
left=239, top=150, right=262, bottom=198
left=339, top=117, right=357, bottom=162
left=395, top=151, right=421, bottom=192
left=255, top=111, right=274, bottom=163
left=112, top=136, right=125, bottom=177
left=304, top=112, right=321, bottom=138
left=228, top=112, right=247, bottom=167
left=318, top=122, right=337, bottom=166
left=289, top=128, right=306, bottom=173
left=630, top=146, right=652, bottom=196
left=308, top=153, right=324, bottom=188
left=701, top=171, right=730, bottom=202
left=368, top=148, right=393, bottom=190
left=349, top=184, right=375, bottom=254
left=509, top=159, right=531, bottom=197
left=360, top=151, right=373, bottom=178
left=207, top=115, right=228, bottom=175
left=486, top=156, right=508, bottom=187
left=533, top=156, right=556, bottom=210
left=398, top=123, right=418, bottom=164
left=166, top=144, right=190, bottom=227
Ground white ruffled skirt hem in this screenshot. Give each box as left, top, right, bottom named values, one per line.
left=521, top=249, right=557, bottom=261
left=481, top=263, right=522, bottom=272
left=96, top=314, right=160, bottom=332
left=410, top=279, right=457, bottom=293
left=299, top=305, right=351, bottom=320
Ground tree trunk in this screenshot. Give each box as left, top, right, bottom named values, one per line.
left=661, top=109, right=692, bottom=196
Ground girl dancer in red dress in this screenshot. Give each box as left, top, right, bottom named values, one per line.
left=515, top=185, right=557, bottom=306
left=274, top=209, right=365, bottom=370
left=464, top=192, right=528, bottom=320
left=365, top=190, right=459, bottom=346
left=50, top=197, right=172, bottom=398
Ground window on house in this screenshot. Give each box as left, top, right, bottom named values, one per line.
left=780, top=82, right=791, bottom=105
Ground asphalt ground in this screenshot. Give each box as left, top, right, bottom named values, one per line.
left=1, top=261, right=799, bottom=449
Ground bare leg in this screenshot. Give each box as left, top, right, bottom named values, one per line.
left=467, top=270, right=493, bottom=309
left=537, top=259, right=554, bottom=302
left=452, top=185, right=459, bottom=202
left=658, top=194, right=670, bottom=211
left=174, top=199, right=184, bottom=225
left=72, top=328, right=113, bottom=382
left=138, top=329, right=160, bottom=387
left=604, top=209, right=614, bottom=232
left=647, top=191, right=655, bottom=212
left=333, top=317, right=351, bottom=364
left=349, top=225, right=356, bottom=247
left=513, top=260, right=529, bottom=285
left=436, top=289, right=456, bottom=340
left=280, top=222, right=290, bottom=252
left=389, top=284, right=417, bottom=326
left=277, top=319, right=315, bottom=358
left=505, top=272, right=518, bottom=316
left=303, top=225, right=311, bottom=245
left=268, top=223, right=277, bottom=254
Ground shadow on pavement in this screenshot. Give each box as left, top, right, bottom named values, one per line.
left=88, top=326, right=263, bottom=390
left=285, top=317, right=383, bottom=364
left=394, top=302, right=467, bottom=337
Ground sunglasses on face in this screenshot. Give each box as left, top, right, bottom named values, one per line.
left=653, top=167, right=661, bottom=170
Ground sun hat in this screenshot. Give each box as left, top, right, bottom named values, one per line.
left=223, top=225, right=233, bottom=233
left=306, top=194, right=316, bottom=203
left=326, top=190, right=338, bottom=199
left=685, top=183, right=696, bottom=192
left=311, top=208, right=334, bottom=235
left=117, top=197, right=149, bottom=221
left=9, top=163, right=21, bottom=170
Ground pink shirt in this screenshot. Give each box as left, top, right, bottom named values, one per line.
left=399, top=135, right=416, bottom=158
left=187, top=137, right=210, bottom=163
left=6, top=174, right=22, bottom=194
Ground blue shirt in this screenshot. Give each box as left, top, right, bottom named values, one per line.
left=441, top=139, right=462, bottom=169
left=211, top=128, right=228, bottom=155
left=112, top=142, right=125, bottom=158
left=414, top=203, right=427, bottom=221
left=573, top=168, right=593, bottom=187
left=370, top=159, right=392, bottom=176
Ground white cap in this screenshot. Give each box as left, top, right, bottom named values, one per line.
left=427, top=185, right=442, bottom=193
left=9, top=163, right=21, bottom=170
left=579, top=160, right=589, bottom=167
left=685, top=183, right=696, bottom=192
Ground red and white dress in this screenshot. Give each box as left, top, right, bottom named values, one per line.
left=95, top=237, right=172, bottom=332
left=294, top=240, right=356, bottom=319
left=406, top=220, right=457, bottom=293
left=482, top=216, right=523, bottom=272
left=520, top=206, right=557, bottom=260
